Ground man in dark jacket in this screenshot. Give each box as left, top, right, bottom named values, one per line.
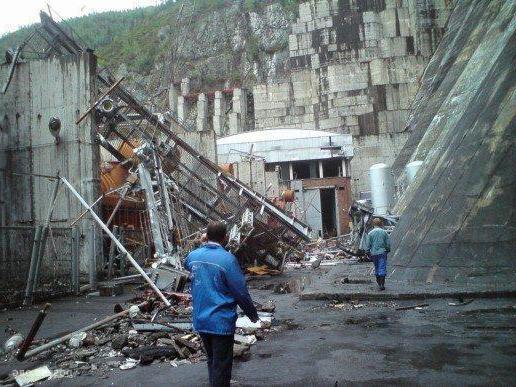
left=185, top=221, right=258, bottom=387
left=366, top=217, right=391, bottom=290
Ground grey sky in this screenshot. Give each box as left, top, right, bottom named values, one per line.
left=0, top=0, right=162, bottom=36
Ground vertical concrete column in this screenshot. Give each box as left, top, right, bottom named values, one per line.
left=341, top=159, right=347, bottom=177
left=168, top=85, right=178, bottom=115
left=342, top=158, right=351, bottom=177
left=289, top=163, right=294, bottom=181
left=213, top=91, right=226, bottom=136
left=233, top=88, right=247, bottom=118
left=181, top=77, right=190, bottom=95
left=177, top=95, right=186, bottom=122
left=228, top=88, right=247, bottom=135
left=318, top=161, right=324, bottom=178
left=196, top=93, right=208, bottom=132
left=228, top=113, right=240, bottom=135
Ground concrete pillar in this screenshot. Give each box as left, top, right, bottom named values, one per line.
left=228, top=113, right=240, bottom=135
left=343, top=159, right=350, bottom=177
left=213, top=91, right=225, bottom=136
left=228, top=88, right=247, bottom=134
left=196, top=93, right=208, bottom=132
left=177, top=95, right=186, bottom=122
left=168, top=85, right=178, bottom=115
left=289, top=163, right=294, bottom=181
left=181, top=77, right=190, bottom=95
left=233, top=88, right=247, bottom=117
left=318, top=161, right=324, bottom=178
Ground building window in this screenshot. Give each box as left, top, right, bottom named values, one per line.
left=292, top=161, right=311, bottom=179
left=279, top=163, right=290, bottom=181
left=322, top=159, right=341, bottom=177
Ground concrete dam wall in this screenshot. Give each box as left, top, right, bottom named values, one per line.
left=389, top=0, right=516, bottom=286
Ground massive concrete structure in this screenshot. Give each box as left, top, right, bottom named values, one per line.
left=389, top=0, right=516, bottom=285
left=252, top=0, right=451, bottom=196
left=166, top=1, right=452, bottom=198
left=0, top=53, right=101, bottom=273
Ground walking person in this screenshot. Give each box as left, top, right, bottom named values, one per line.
left=185, top=221, right=259, bottom=387
left=366, top=218, right=391, bottom=290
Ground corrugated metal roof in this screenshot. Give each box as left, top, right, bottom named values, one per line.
left=217, top=128, right=353, bottom=163
left=217, top=128, right=350, bottom=144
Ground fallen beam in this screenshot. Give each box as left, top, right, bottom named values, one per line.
left=24, top=301, right=148, bottom=359
left=17, top=303, right=51, bottom=360
left=59, top=176, right=171, bottom=307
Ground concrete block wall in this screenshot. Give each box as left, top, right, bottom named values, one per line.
left=350, top=131, right=410, bottom=197
left=252, top=0, right=451, bottom=198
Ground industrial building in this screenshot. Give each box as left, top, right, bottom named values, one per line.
left=217, top=129, right=353, bottom=237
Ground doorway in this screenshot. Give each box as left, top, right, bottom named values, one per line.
left=320, top=188, right=337, bottom=238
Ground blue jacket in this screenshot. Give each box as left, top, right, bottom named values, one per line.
left=184, top=242, right=258, bottom=335
left=366, top=227, right=391, bottom=256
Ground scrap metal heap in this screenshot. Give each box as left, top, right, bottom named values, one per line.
left=28, top=12, right=311, bottom=282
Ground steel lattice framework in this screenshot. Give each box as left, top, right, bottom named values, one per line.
left=14, top=11, right=311, bottom=270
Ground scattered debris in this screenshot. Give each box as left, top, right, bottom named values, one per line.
left=14, top=365, right=52, bottom=386
left=395, top=303, right=430, bottom=311
left=247, top=266, right=281, bottom=276
left=1, top=291, right=275, bottom=380
left=236, top=315, right=272, bottom=331
left=4, top=334, right=24, bottom=353
left=119, top=358, right=139, bottom=370
left=234, top=334, right=257, bottom=345
left=448, top=299, right=474, bottom=306
left=68, top=332, right=87, bottom=348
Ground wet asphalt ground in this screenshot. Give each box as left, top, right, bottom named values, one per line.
left=1, top=266, right=515, bottom=386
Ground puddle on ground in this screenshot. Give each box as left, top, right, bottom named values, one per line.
left=381, top=342, right=465, bottom=371
left=409, top=343, right=463, bottom=370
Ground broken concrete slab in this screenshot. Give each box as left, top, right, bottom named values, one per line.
left=14, top=365, right=52, bottom=386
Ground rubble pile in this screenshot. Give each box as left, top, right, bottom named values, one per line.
left=285, top=237, right=359, bottom=269
left=1, top=295, right=276, bottom=384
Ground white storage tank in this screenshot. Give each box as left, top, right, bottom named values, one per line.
left=369, top=163, right=394, bottom=215
left=405, top=160, right=423, bottom=184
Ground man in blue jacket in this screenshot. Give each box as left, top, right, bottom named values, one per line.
left=185, top=221, right=259, bottom=387
left=366, top=218, right=391, bottom=290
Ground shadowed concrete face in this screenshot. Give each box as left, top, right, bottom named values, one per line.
left=389, top=0, right=516, bottom=285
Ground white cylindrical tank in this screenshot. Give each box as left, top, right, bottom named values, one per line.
left=405, top=160, right=423, bottom=184
left=369, top=163, right=394, bottom=215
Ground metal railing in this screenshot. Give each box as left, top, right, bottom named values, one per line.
left=0, top=226, right=79, bottom=307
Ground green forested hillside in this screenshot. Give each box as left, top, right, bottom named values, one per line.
left=0, top=0, right=301, bottom=89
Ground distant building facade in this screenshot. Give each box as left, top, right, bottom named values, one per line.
left=217, top=128, right=353, bottom=237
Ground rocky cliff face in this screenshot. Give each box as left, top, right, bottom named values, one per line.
left=389, top=0, right=516, bottom=285
left=251, top=0, right=452, bottom=195
left=0, top=0, right=455, bottom=198
left=125, top=1, right=298, bottom=102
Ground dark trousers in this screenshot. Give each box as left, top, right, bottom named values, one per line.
left=200, top=333, right=234, bottom=387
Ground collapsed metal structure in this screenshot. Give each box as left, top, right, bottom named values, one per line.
left=11, top=11, right=311, bottom=293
